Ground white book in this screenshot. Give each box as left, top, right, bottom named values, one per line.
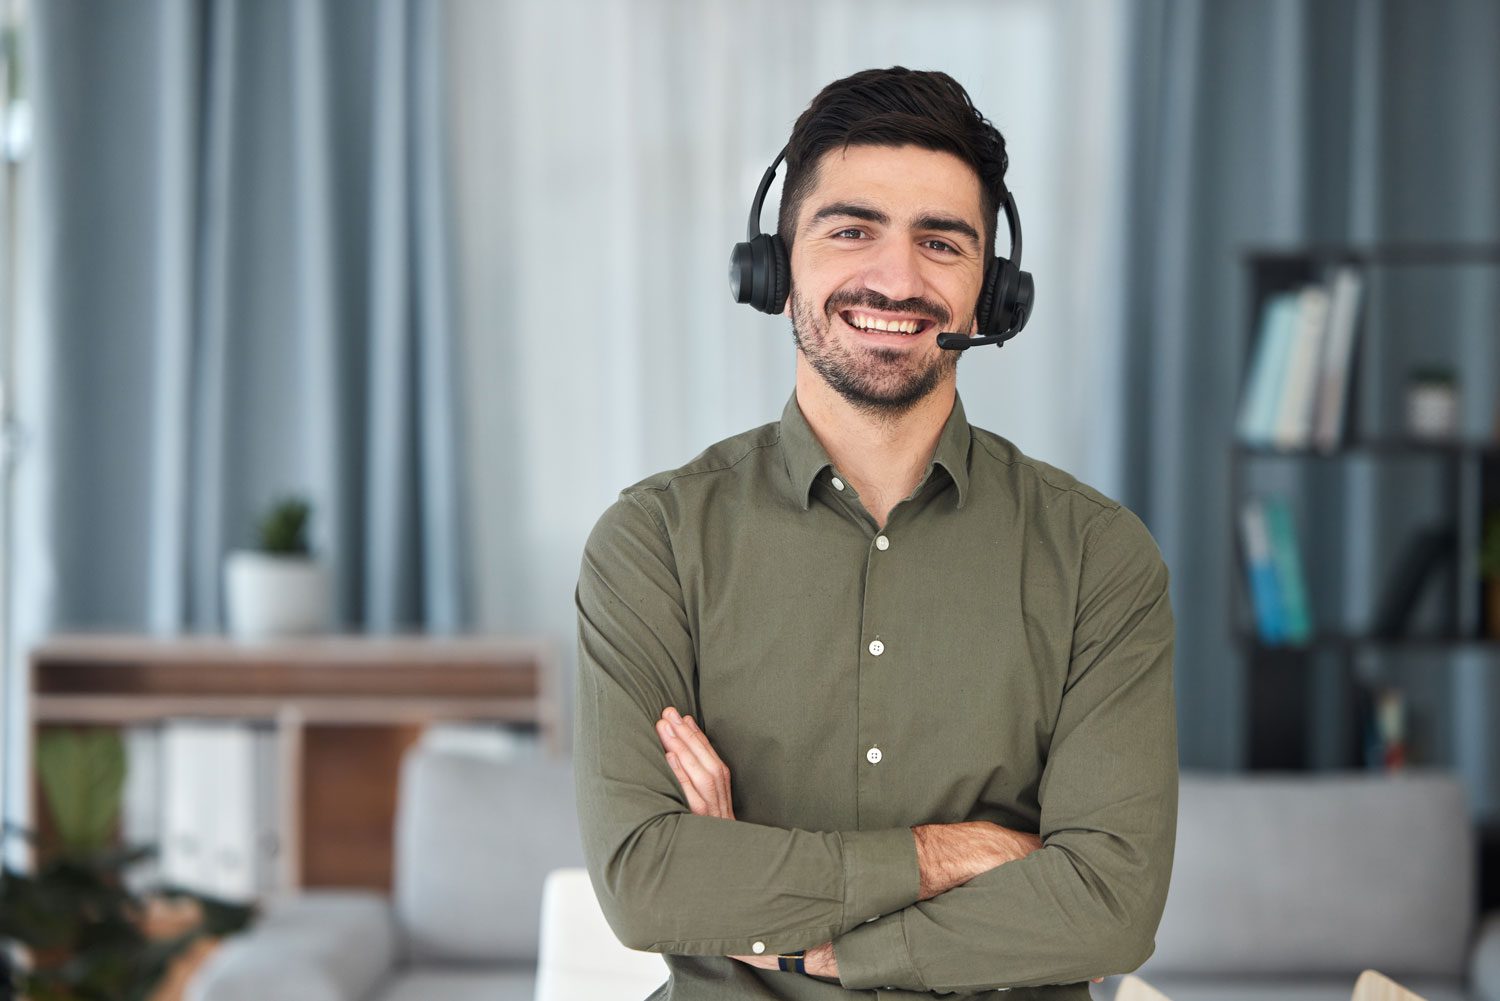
left=160, top=722, right=212, bottom=894
left=160, top=721, right=259, bottom=901
left=1312, top=266, right=1365, bottom=451
left=120, top=725, right=162, bottom=895
left=252, top=727, right=281, bottom=897
left=205, top=724, right=258, bottom=902
left=1273, top=285, right=1331, bottom=449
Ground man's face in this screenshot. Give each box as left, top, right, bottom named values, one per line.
left=786, top=143, right=988, bottom=418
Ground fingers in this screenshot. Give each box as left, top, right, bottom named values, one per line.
left=664, top=749, right=712, bottom=815
left=665, top=709, right=721, bottom=779
left=670, top=711, right=731, bottom=816
left=655, top=707, right=734, bottom=819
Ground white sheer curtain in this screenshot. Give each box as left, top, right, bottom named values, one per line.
left=444, top=0, right=1131, bottom=742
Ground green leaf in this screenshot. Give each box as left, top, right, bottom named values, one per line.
left=36, top=729, right=126, bottom=852
left=256, top=495, right=313, bottom=554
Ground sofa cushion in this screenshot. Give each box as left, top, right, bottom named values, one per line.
left=393, top=748, right=586, bottom=963
left=1099, top=974, right=1473, bottom=1001
left=1141, top=770, right=1474, bottom=979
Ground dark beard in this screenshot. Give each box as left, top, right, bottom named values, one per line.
left=789, top=285, right=965, bottom=421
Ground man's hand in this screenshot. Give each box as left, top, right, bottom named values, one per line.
left=655, top=706, right=735, bottom=820
left=653, top=706, right=1099, bottom=985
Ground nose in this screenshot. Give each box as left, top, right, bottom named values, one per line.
left=860, top=236, right=925, bottom=304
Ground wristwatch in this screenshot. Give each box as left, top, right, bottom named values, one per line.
left=777, top=949, right=807, bottom=973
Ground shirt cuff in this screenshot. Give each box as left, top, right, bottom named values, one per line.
left=836, top=827, right=920, bottom=926
left=833, top=910, right=924, bottom=990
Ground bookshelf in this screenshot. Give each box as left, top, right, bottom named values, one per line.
left=1232, top=242, right=1500, bottom=773
left=27, top=632, right=563, bottom=895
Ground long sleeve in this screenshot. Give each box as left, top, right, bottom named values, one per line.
left=573, top=491, right=921, bottom=956
left=831, top=505, right=1179, bottom=992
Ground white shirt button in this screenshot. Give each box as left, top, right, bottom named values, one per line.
left=875, top=535, right=890, bottom=551
left=831, top=476, right=845, bottom=491
left=752, top=941, right=765, bottom=954
left=868, top=639, right=884, bottom=656
left=866, top=746, right=883, bottom=764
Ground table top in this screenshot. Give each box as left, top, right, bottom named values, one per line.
left=31, top=631, right=554, bottom=668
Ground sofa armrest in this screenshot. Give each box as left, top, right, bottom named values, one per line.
left=185, top=890, right=397, bottom=1001
left=1472, top=910, right=1500, bottom=1001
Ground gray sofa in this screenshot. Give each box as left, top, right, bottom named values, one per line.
left=187, top=745, right=588, bottom=1001
left=1100, top=770, right=1500, bottom=1001
left=191, top=754, right=1500, bottom=1001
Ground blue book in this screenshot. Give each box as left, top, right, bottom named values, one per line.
left=1236, top=296, right=1284, bottom=443
left=1248, top=291, right=1308, bottom=444
left=1239, top=497, right=1285, bottom=643
left=1263, top=496, right=1312, bottom=644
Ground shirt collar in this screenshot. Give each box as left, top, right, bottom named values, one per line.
left=778, top=389, right=972, bottom=512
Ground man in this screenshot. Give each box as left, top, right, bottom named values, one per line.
left=574, top=67, right=1177, bottom=999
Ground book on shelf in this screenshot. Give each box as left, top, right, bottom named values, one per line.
left=1238, top=494, right=1312, bottom=645
left=158, top=720, right=278, bottom=902
left=1236, top=264, right=1365, bottom=450
left=1370, top=522, right=1460, bottom=638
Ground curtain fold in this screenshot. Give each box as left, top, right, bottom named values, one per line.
left=4, top=0, right=469, bottom=857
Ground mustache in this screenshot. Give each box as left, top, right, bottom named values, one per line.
left=825, top=290, right=950, bottom=329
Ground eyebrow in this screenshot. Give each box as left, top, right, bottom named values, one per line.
left=809, top=201, right=982, bottom=252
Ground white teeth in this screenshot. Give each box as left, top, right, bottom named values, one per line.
left=846, top=312, right=921, bottom=334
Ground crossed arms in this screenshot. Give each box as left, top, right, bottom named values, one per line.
left=655, top=704, right=1088, bottom=984
left=574, top=493, right=1179, bottom=992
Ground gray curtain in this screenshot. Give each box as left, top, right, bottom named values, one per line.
left=1119, top=0, right=1500, bottom=807
left=4, top=0, right=469, bottom=852
left=19, top=0, right=468, bottom=635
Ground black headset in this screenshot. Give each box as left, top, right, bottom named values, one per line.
left=728, top=144, right=1035, bottom=350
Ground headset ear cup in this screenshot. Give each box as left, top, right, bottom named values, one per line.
left=769, top=233, right=790, bottom=314
left=988, top=259, right=1020, bottom=339
left=744, top=233, right=788, bottom=314
left=976, top=260, right=1001, bottom=335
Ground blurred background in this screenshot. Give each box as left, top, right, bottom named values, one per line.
left=1, top=1, right=1499, bottom=999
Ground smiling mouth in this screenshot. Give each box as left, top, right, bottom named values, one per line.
left=837, top=310, right=935, bottom=336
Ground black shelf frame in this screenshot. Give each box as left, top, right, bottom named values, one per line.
left=1231, top=241, right=1500, bottom=773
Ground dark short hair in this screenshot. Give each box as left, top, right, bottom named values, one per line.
left=776, top=66, right=1009, bottom=262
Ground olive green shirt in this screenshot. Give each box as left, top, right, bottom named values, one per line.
left=574, top=389, right=1177, bottom=999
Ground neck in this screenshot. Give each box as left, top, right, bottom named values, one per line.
left=793, top=355, right=954, bottom=523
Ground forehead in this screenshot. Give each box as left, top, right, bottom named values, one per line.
left=798, top=144, right=985, bottom=227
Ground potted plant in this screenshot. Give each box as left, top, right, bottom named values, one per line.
left=223, top=495, right=331, bottom=639
left=1482, top=508, right=1500, bottom=639
left=0, top=728, right=254, bottom=1000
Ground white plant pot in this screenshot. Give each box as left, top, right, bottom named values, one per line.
left=223, top=551, right=331, bottom=640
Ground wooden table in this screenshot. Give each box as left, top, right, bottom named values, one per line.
left=29, top=632, right=561, bottom=891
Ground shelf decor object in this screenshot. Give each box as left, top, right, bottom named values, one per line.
left=1406, top=367, right=1460, bottom=441
left=224, top=495, right=330, bottom=640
